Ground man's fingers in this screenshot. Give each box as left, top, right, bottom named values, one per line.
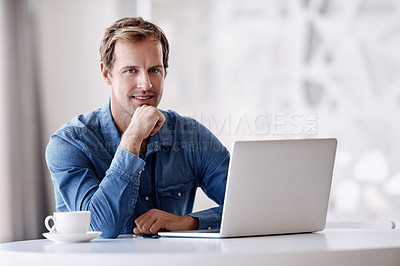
left=149, top=111, right=165, bottom=136
left=149, top=220, right=163, bottom=234
left=149, top=123, right=163, bottom=136
left=158, top=110, right=166, bottom=123
left=135, top=209, right=159, bottom=234
left=140, top=215, right=159, bottom=234
left=133, top=227, right=142, bottom=234
left=134, top=209, right=166, bottom=235
left=129, top=106, right=165, bottom=138
left=134, top=210, right=150, bottom=225
left=135, top=212, right=151, bottom=232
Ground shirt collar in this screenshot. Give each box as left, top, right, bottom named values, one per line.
left=100, top=98, right=121, bottom=155
left=99, top=98, right=174, bottom=156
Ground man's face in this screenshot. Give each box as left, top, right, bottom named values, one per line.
left=102, top=38, right=165, bottom=122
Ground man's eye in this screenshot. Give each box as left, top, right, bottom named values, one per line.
left=149, top=69, right=158, bottom=73
left=127, top=69, right=134, bottom=73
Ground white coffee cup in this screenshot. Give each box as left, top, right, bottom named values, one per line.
left=44, top=211, right=91, bottom=234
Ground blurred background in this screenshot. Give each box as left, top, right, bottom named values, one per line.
left=1, top=0, right=399, bottom=242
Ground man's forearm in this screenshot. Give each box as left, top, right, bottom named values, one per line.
left=85, top=148, right=145, bottom=237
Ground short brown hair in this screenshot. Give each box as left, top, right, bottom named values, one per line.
left=100, top=17, right=169, bottom=73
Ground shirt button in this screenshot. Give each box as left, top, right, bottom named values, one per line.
left=145, top=196, right=150, bottom=201
left=177, top=192, right=182, bottom=197
left=208, top=226, right=212, bottom=230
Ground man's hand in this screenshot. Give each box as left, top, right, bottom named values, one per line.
left=119, top=105, right=165, bottom=156
left=133, top=209, right=199, bottom=235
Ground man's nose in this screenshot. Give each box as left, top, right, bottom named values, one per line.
left=137, top=72, right=152, bottom=90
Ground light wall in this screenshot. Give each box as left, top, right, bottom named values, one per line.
left=38, top=0, right=117, bottom=139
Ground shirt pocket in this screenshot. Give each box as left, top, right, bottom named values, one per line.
left=156, top=179, right=194, bottom=214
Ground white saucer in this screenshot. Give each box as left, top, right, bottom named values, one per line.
left=43, top=231, right=102, bottom=243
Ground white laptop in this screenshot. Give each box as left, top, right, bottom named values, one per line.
left=159, top=138, right=337, bottom=238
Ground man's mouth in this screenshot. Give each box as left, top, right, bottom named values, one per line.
left=132, top=96, right=153, bottom=100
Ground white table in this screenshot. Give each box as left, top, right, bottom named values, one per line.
left=1, top=229, right=400, bottom=266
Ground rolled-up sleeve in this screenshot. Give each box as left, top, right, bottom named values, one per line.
left=46, top=134, right=145, bottom=238
left=190, top=206, right=223, bottom=230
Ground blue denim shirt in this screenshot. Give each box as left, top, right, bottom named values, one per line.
left=45, top=99, right=229, bottom=238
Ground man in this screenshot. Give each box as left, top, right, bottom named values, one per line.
left=45, top=17, right=229, bottom=238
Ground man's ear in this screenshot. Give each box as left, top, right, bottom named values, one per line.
left=100, top=62, right=112, bottom=85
